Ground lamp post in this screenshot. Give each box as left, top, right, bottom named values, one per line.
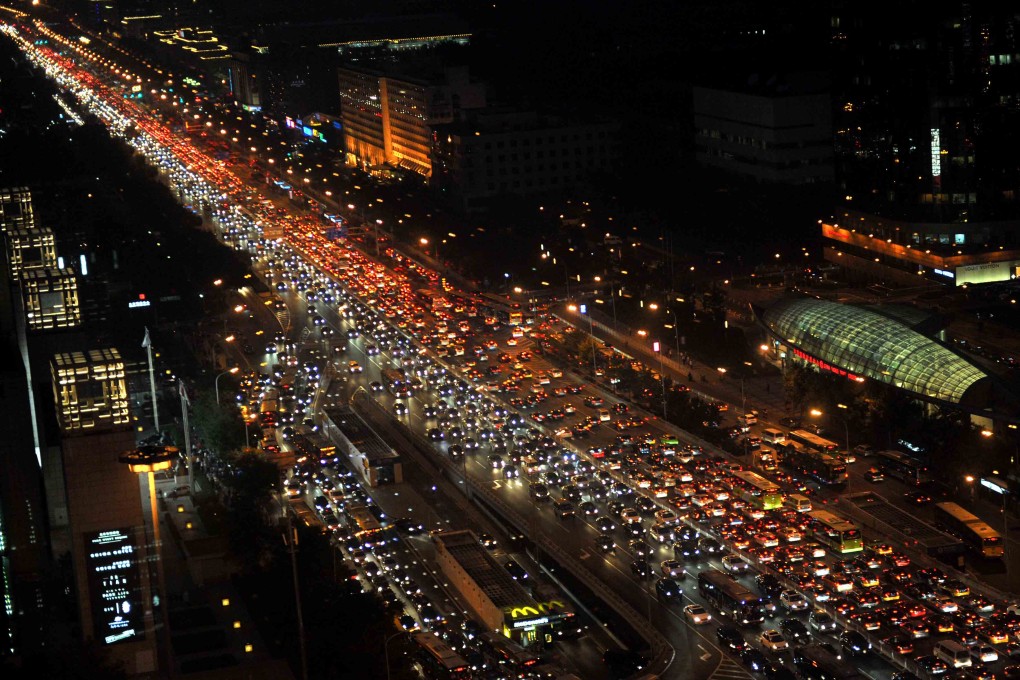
left=215, top=367, right=239, bottom=404
left=119, top=445, right=176, bottom=677
left=568, top=303, right=599, bottom=377
left=654, top=341, right=667, bottom=420
left=385, top=630, right=405, bottom=680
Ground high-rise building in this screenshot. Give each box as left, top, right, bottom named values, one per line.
left=5, top=226, right=59, bottom=281
left=51, top=347, right=159, bottom=673
left=20, top=267, right=82, bottom=331
left=337, top=64, right=486, bottom=176
left=0, top=187, right=36, bottom=233
left=824, top=0, right=1020, bottom=285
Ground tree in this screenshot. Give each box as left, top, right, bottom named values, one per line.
left=192, top=390, right=247, bottom=454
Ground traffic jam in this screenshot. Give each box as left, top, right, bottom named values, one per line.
left=8, top=16, right=1020, bottom=680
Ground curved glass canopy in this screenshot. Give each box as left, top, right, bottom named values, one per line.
left=762, top=298, right=988, bottom=405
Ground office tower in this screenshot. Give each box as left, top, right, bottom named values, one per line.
left=338, top=64, right=486, bottom=176
left=51, top=348, right=159, bottom=673
left=0, top=187, right=36, bottom=233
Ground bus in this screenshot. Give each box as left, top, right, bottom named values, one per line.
left=730, top=470, right=784, bottom=510
left=780, top=441, right=848, bottom=487
left=412, top=632, right=470, bottom=678
left=789, top=429, right=840, bottom=455
left=792, top=643, right=863, bottom=680
left=508, top=310, right=523, bottom=326
left=933, top=502, right=1003, bottom=558
left=874, top=449, right=931, bottom=486
left=344, top=505, right=385, bottom=547
left=382, top=368, right=412, bottom=398
left=697, top=569, right=765, bottom=625
left=808, top=509, right=864, bottom=554
left=480, top=632, right=540, bottom=671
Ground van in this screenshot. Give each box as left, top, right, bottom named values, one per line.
left=934, top=640, right=972, bottom=668
left=786, top=494, right=813, bottom=513
left=762, top=428, right=786, bottom=445
left=738, top=413, right=758, bottom=428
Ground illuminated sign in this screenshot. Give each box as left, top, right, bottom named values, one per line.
left=934, top=268, right=955, bottom=278
left=931, top=128, right=941, bottom=178
left=791, top=348, right=862, bottom=382
left=85, top=528, right=144, bottom=645
left=128, top=300, right=151, bottom=308
left=513, top=617, right=548, bottom=628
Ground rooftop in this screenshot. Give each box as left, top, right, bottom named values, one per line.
left=434, top=530, right=535, bottom=610
left=324, top=407, right=399, bottom=462
left=759, top=297, right=990, bottom=406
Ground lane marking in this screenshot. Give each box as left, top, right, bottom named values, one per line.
left=698, top=643, right=712, bottom=661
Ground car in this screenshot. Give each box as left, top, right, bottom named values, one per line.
left=763, top=664, right=798, bottom=680
left=717, top=626, right=748, bottom=652
left=685, top=603, right=712, bottom=625
left=630, top=560, right=651, bottom=580
left=972, top=645, right=999, bottom=664
left=864, top=467, right=885, bottom=482
left=741, top=646, right=769, bottom=672
left=760, top=629, right=790, bottom=652
left=839, top=630, right=871, bottom=657
left=780, top=590, right=810, bottom=611
left=914, top=656, right=949, bottom=677
left=628, top=540, right=653, bottom=559
left=504, top=559, right=528, bottom=581
left=722, top=554, right=749, bottom=573
left=655, top=577, right=684, bottom=603
left=660, top=560, right=686, bottom=579
left=478, top=533, right=498, bottom=549
left=903, top=490, right=932, bottom=505
left=595, top=534, right=616, bottom=554
left=393, top=401, right=408, bottom=416
left=780, top=618, right=810, bottom=643
left=883, top=633, right=914, bottom=656
left=809, top=609, right=837, bottom=633
left=595, top=516, right=617, bottom=533
left=757, top=574, right=785, bottom=599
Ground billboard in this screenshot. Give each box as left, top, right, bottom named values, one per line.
left=85, top=528, right=145, bottom=645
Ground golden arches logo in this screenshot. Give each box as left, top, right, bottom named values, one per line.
left=507, top=600, right=567, bottom=619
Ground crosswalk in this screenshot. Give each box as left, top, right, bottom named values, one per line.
left=709, top=657, right=752, bottom=680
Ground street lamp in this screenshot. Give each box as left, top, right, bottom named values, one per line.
left=119, top=445, right=176, bottom=677
left=215, top=367, right=239, bottom=404
left=384, top=630, right=405, bottom=680
left=653, top=341, right=667, bottom=420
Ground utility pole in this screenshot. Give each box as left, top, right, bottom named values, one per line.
left=142, top=328, right=160, bottom=433
left=179, top=379, right=192, bottom=491
left=284, top=509, right=309, bottom=680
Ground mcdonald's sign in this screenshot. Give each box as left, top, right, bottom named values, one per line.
left=506, top=599, right=569, bottom=622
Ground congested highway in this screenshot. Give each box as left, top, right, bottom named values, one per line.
left=7, top=16, right=1020, bottom=680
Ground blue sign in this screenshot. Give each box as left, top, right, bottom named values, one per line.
left=579, top=304, right=587, bottom=314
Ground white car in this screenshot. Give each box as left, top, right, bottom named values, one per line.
left=759, top=629, right=790, bottom=652
left=722, top=554, right=748, bottom=574
left=780, top=590, right=810, bottom=611
left=684, top=604, right=711, bottom=625
left=971, top=645, right=998, bottom=664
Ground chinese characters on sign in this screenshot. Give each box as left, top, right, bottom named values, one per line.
left=85, top=528, right=144, bottom=645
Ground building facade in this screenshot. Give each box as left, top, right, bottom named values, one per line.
left=337, top=65, right=486, bottom=176
left=430, top=109, right=619, bottom=211
left=693, top=75, right=834, bottom=184
left=51, top=348, right=159, bottom=673
left=824, top=1, right=1020, bottom=286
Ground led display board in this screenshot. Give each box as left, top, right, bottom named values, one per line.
left=85, top=528, right=145, bottom=645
